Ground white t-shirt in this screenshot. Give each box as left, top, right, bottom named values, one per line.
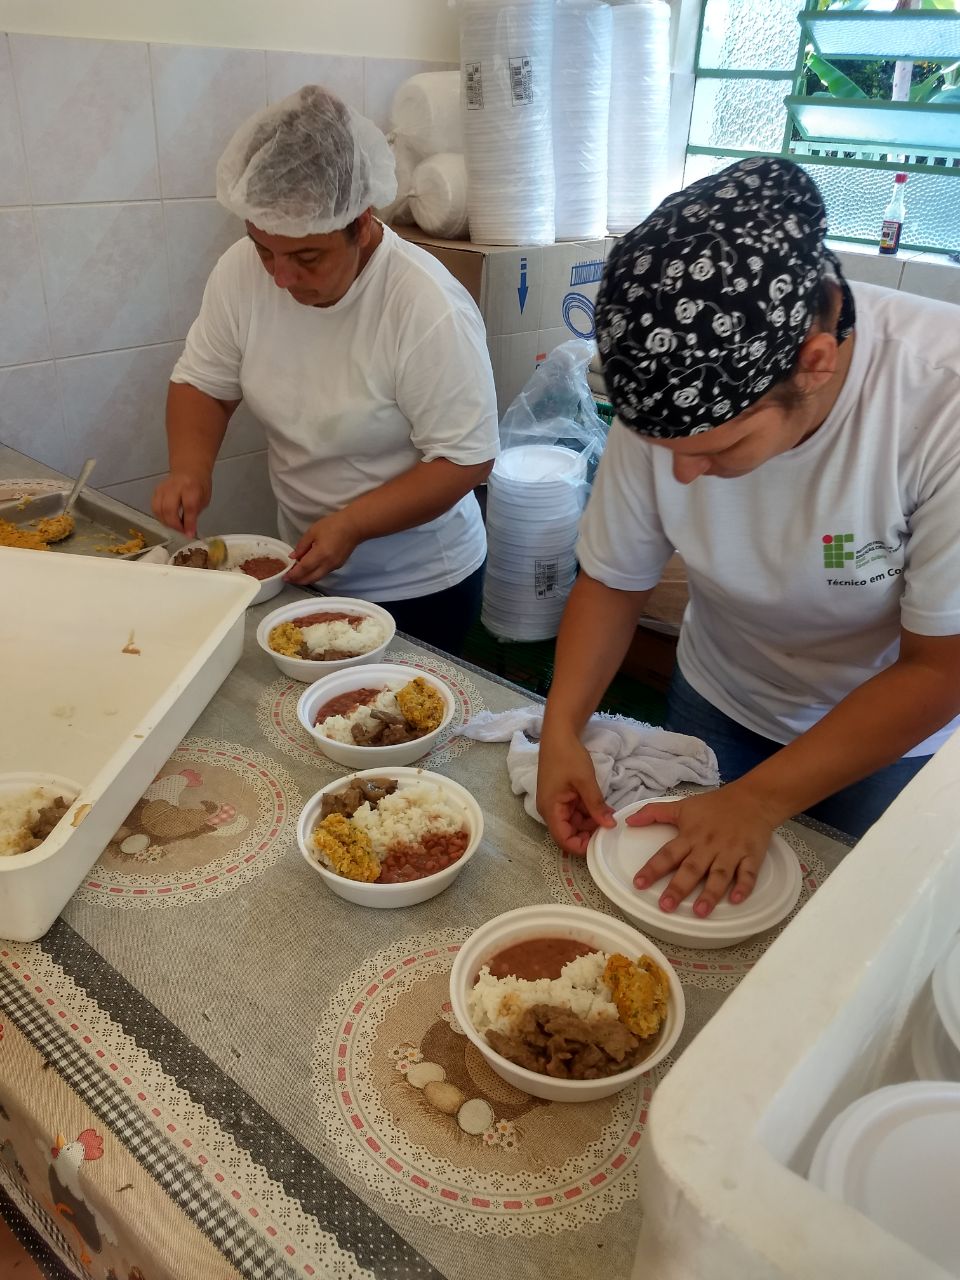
left=171, top=227, right=499, bottom=601
left=578, top=282, right=960, bottom=757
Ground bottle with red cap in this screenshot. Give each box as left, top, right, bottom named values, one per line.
left=879, top=172, right=908, bottom=255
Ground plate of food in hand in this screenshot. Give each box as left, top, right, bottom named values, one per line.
left=169, top=534, right=295, bottom=605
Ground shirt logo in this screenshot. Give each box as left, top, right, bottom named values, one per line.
left=820, top=530, right=905, bottom=586
left=822, top=532, right=854, bottom=569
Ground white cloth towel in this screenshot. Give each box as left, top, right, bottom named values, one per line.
left=461, top=708, right=720, bottom=823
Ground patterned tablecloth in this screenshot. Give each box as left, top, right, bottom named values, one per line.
left=0, top=456, right=853, bottom=1280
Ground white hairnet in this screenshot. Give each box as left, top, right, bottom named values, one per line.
left=216, top=85, right=397, bottom=238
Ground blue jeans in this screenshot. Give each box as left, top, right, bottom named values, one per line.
left=665, top=667, right=930, bottom=839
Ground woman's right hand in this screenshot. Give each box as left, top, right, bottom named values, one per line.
left=536, top=728, right=615, bottom=856
left=151, top=470, right=212, bottom=537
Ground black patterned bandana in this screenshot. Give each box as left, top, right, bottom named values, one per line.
left=596, top=157, right=856, bottom=438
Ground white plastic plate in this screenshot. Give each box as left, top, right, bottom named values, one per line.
left=808, top=1082, right=960, bottom=1274
left=932, top=932, right=960, bottom=1055
left=587, top=798, right=802, bottom=949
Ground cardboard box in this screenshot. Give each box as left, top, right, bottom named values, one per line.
left=394, top=224, right=609, bottom=413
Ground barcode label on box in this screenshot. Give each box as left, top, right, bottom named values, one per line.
left=535, top=558, right=559, bottom=599
left=570, top=259, right=605, bottom=287
left=464, top=62, right=484, bottom=111
left=510, top=56, right=534, bottom=106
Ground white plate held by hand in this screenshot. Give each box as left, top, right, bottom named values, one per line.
left=586, top=797, right=802, bottom=950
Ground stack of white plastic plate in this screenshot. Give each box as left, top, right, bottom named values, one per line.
left=932, top=933, right=960, bottom=1051
left=808, top=1082, right=960, bottom=1274
left=482, top=445, right=588, bottom=642
left=460, top=0, right=555, bottom=245
left=585, top=798, right=802, bottom=949
left=910, top=981, right=960, bottom=1082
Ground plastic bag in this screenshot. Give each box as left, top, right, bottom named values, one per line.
left=498, top=339, right=609, bottom=477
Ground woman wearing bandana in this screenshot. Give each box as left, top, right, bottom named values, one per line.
left=537, top=157, right=960, bottom=919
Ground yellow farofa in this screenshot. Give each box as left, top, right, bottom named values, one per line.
left=34, top=513, right=75, bottom=543
left=311, top=813, right=380, bottom=882
left=395, top=676, right=445, bottom=733
left=0, top=519, right=50, bottom=551
left=97, top=528, right=145, bottom=555
left=603, top=953, right=669, bottom=1041
left=269, top=621, right=306, bottom=657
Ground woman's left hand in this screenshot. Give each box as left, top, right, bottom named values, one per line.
left=286, top=512, right=358, bottom=586
left=627, top=785, right=778, bottom=917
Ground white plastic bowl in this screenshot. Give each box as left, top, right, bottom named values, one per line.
left=256, top=597, right=395, bottom=682
left=169, top=535, right=296, bottom=606
left=449, top=904, right=686, bottom=1102
left=296, top=663, right=456, bottom=769
left=297, top=766, right=483, bottom=908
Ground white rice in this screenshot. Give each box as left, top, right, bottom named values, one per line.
left=350, top=780, right=467, bottom=856
left=467, top=951, right=617, bottom=1036
left=0, top=787, right=50, bottom=857
left=301, top=616, right=386, bottom=659
left=319, top=687, right=402, bottom=744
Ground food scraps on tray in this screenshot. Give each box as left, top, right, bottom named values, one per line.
left=0, top=512, right=75, bottom=550
left=0, top=789, right=71, bottom=857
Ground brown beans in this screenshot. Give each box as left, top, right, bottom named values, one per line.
left=376, top=829, right=469, bottom=884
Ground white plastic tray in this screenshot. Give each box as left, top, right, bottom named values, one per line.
left=0, top=548, right=257, bottom=940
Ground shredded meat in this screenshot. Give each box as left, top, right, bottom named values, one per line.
left=486, top=1003, right=648, bottom=1080
left=21, top=795, right=70, bottom=851
left=172, top=546, right=210, bottom=569
left=319, top=778, right=398, bottom=819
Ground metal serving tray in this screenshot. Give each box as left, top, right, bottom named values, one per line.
left=0, top=488, right=169, bottom=559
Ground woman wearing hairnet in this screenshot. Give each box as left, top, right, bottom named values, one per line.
left=152, top=86, right=498, bottom=653
left=537, top=157, right=960, bottom=915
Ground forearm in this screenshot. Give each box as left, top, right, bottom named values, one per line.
left=734, top=652, right=960, bottom=824
left=542, top=573, right=655, bottom=739
left=166, top=382, right=236, bottom=476
left=341, top=458, right=493, bottom=542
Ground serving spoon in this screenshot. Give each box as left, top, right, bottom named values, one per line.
left=60, top=457, right=97, bottom=519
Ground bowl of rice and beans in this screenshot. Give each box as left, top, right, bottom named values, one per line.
left=296, top=664, right=455, bottom=768
left=256, top=597, right=395, bottom=680
left=170, top=534, right=295, bottom=606
left=297, top=767, right=483, bottom=908
left=449, top=905, right=685, bottom=1102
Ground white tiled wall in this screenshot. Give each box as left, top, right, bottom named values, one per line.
left=0, top=31, right=447, bottom=535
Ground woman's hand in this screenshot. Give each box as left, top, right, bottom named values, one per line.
left=285, top=511, right=359, bottom=585
left=537, top=729, right=615, bottom=856
left=629, top=785, right=778, bottom=916
left=151, top=470, right=212, bottom=537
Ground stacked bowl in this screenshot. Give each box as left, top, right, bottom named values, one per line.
left=481, top=444, right=587, bottom=641
left=460, top=0, right=555, bottom=245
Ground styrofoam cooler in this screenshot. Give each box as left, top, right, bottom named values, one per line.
left=0, top=549, right=257, bottom=940
left=460, top=0, right=556, bottom=245
left=632, top=731, right=960, bottom=1279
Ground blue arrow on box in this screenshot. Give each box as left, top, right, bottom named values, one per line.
left=518, top=257, right=529, bottom=314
